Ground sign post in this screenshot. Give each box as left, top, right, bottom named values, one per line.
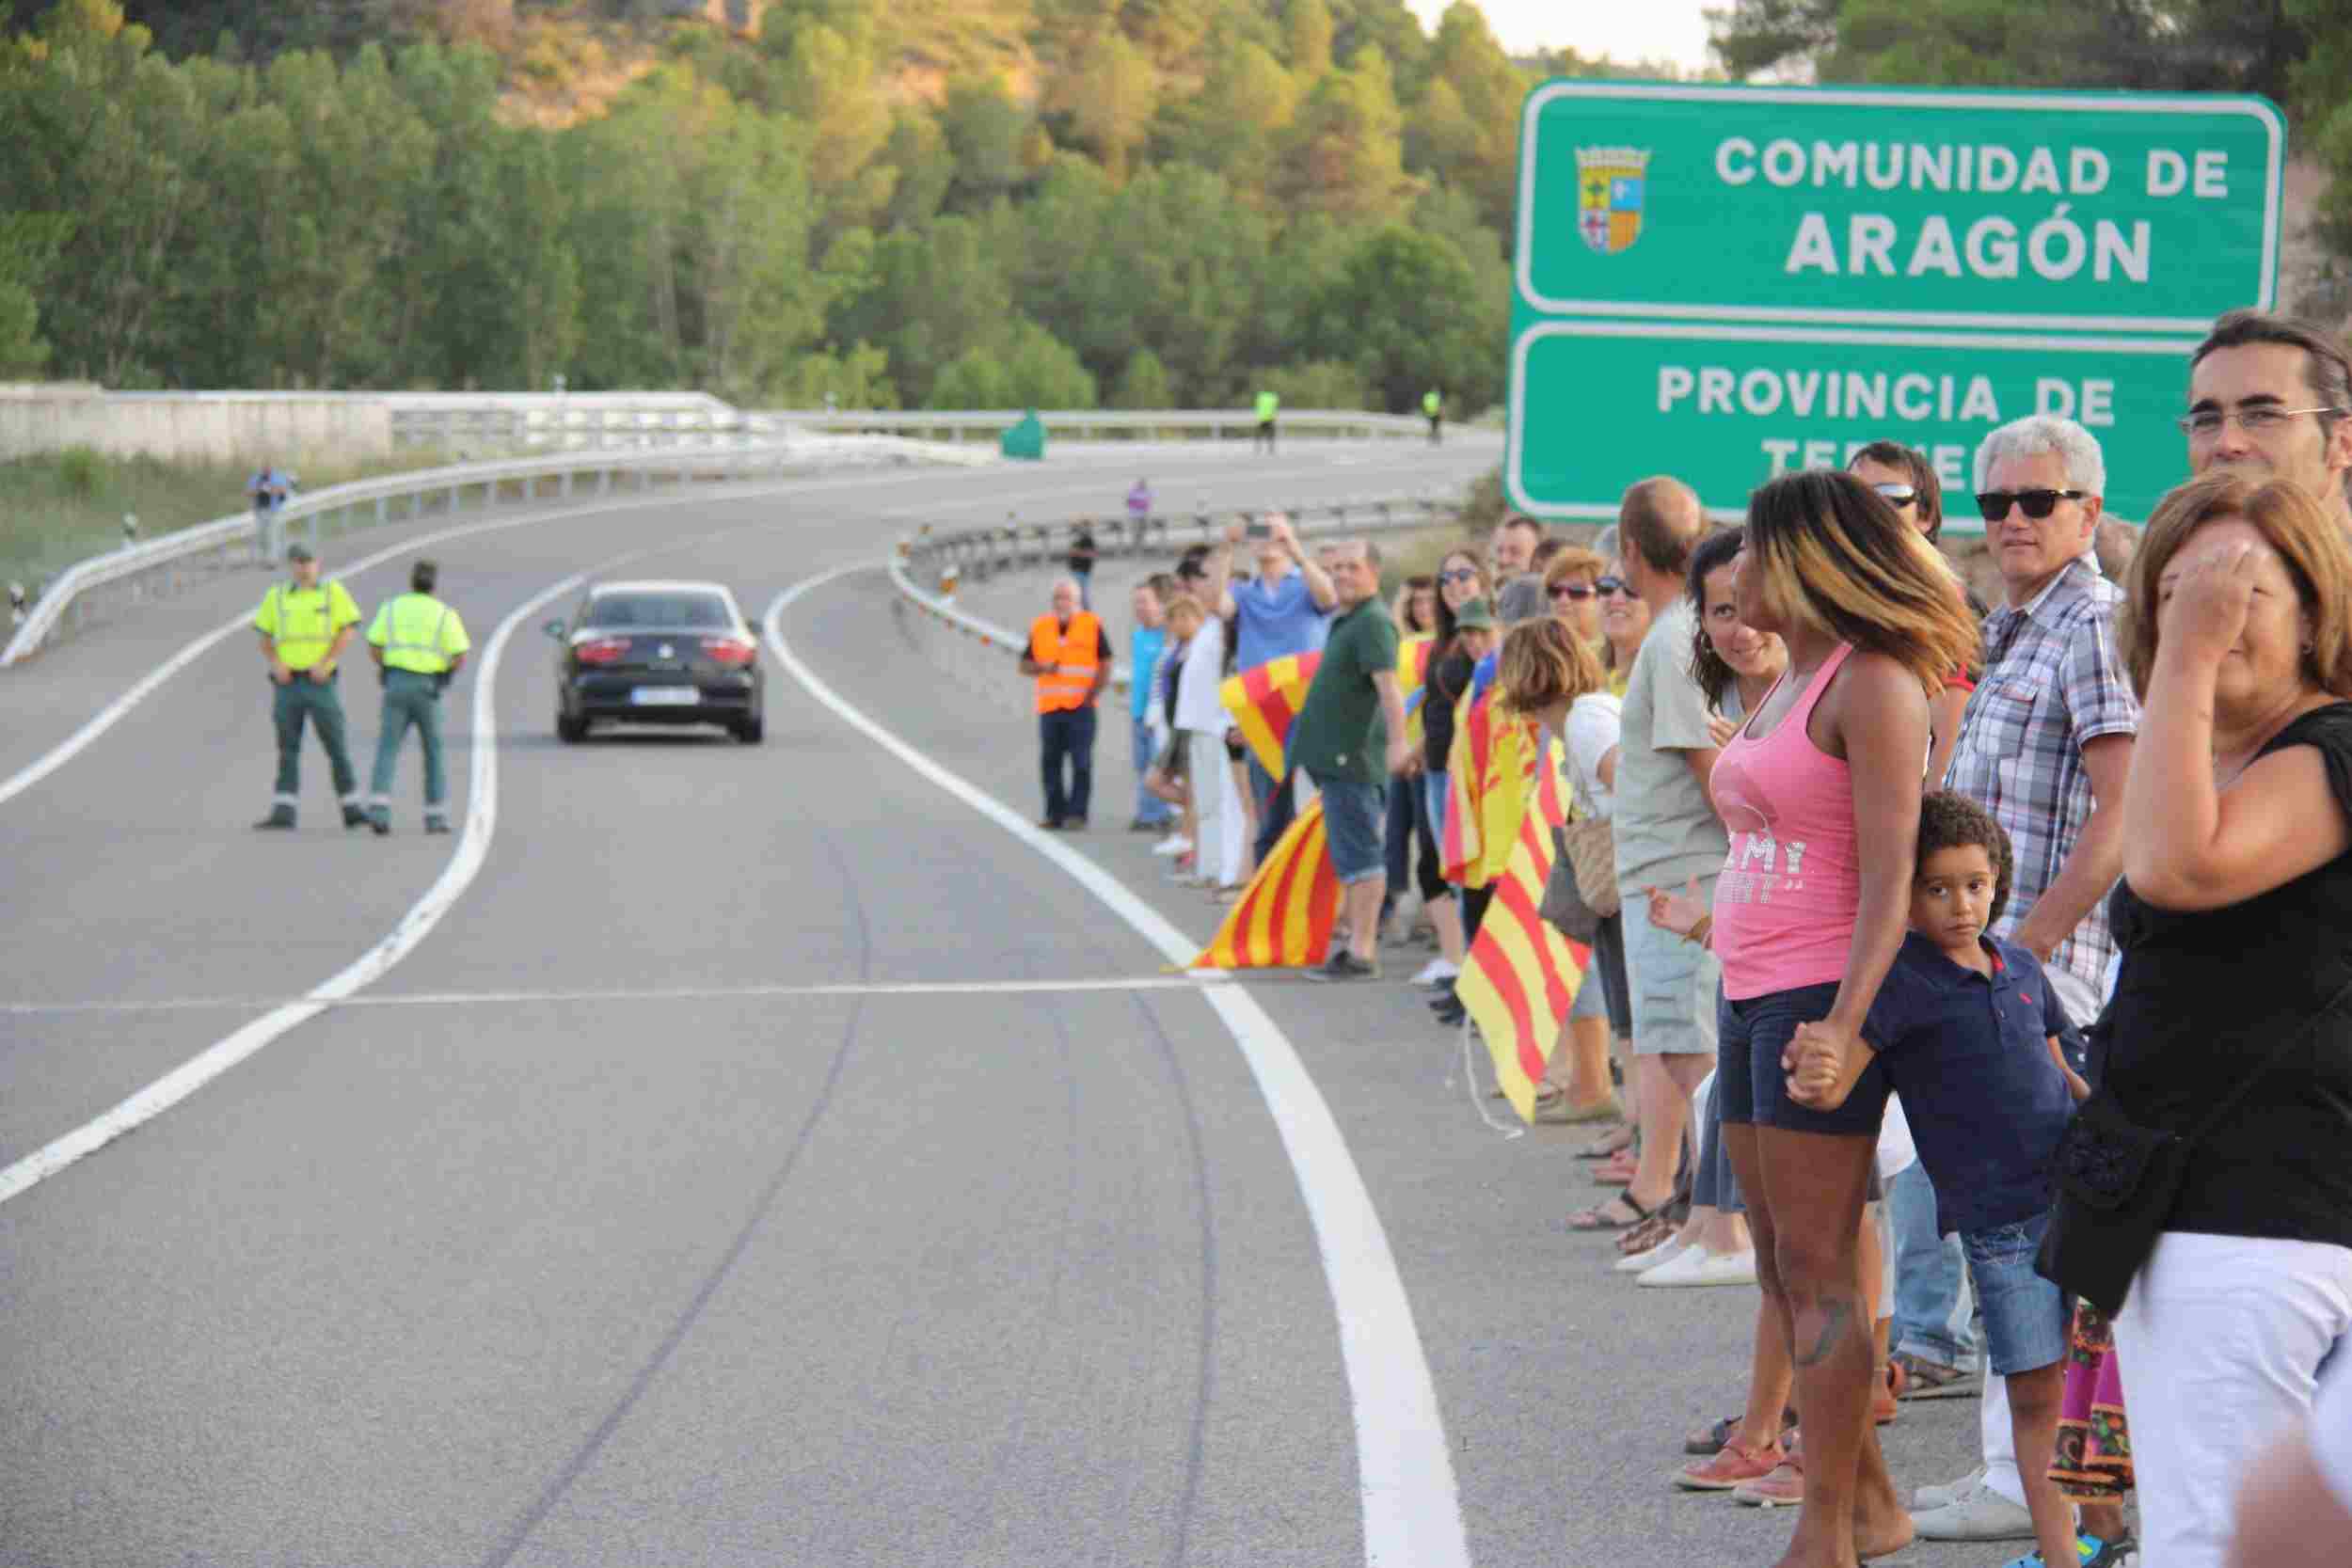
left=1505, top=83, right=2286, bottom=522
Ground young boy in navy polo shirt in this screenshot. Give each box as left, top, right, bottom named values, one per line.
left=1790, top=791, right=2110, bottom=1568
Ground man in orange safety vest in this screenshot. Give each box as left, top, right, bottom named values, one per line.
left=1019, top=578, right=1112, bottom=830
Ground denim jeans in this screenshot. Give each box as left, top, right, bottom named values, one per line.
left=1249, top=754, right=1295, bottom=864
left=1039, top=705, right=1096, bottom=824
left=1131, top=714, right=1172, bottom=826
left=1888, top=1161, right=1979, bottom=1371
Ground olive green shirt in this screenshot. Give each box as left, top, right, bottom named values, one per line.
left=1288, top=597, right=1399, bottom=784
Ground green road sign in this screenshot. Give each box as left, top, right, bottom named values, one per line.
left=1516, top=83, right=2282, bottom=334
left=1506, top=322, right=2198, bottom=529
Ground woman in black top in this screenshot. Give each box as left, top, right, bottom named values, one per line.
left=2101, top=471, right=2352, bottom=1568
left=1420, top=547, right=1489, bottom=982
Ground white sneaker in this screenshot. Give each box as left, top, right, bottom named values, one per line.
left=1912, top=1465, right=1988, bottom=1513
left=1411, top=958, right=1460, bottom=986
left=1910, top=1481, right=2037, bottom=1542
left=1614, top=1235, right=1688, bottom=1275
left=1150, top=834, right=1193, bottom=857
left=1639, top=1246, right=1758, bottom=1288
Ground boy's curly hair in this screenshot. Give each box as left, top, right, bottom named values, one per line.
left=1916, top=790, right=2013, bottom=927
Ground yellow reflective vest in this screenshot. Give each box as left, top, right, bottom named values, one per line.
left=254, top=579, right=361, bottom=672
left=367, top=592, right=470, bottom=674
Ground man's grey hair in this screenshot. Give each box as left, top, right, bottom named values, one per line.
left=1974, top=415, right=2106, bottom=498
left=1051, top=577, right=1081, bottom=597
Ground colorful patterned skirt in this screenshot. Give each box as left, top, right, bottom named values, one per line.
left=2050, top=1299, right=2134, bottom=1500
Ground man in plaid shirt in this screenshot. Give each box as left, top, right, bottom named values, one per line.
left=1944, top=414, right=2141, bottom=1026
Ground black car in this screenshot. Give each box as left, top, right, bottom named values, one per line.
left=545, top=580, right=764, bottom=744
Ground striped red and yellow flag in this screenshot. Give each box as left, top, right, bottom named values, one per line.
left=1441, top=690, right=1542, bottom=890
left=1190, top=798, right=1340, bottom=969
left=1219, top=652, right=1320, bottom=779
left=1457, top=744, right=1594, bottom=1122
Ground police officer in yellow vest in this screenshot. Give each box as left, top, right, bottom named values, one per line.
left=1018, top=578, right=1110, bottom=830
left=1254, top=388, right=1279, bottom=455
left=252, top=542, right=366, bottom=831
left=1422, top=387, right=1442, bottom=445
left=364, top=558, right=470, bottom=836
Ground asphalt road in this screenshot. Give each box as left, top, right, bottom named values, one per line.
left=0, top=436, right=1992, bottom=1568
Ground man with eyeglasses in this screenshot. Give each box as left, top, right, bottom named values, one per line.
left=1921, top=413, right=2141, bottom=1547
left=2185, top=309, right=2352, bottom=534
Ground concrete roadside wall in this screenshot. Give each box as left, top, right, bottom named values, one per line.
left=0, top=386, right=394, bottom=465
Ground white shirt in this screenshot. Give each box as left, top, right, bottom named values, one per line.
left=1563, top=692, right=1622, bottom=820
left=1175, top=616, right=1229, bottom=734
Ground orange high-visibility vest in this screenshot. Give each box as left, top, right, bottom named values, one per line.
left=1030, top=611, right=1104, bottom=713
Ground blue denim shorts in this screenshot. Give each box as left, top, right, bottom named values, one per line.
left=1716, top=980, right=1890, bottom=1137
left=1962, top=1210, right=2069, bottom=1376
left=1312, top=772, right=1387, bottom=884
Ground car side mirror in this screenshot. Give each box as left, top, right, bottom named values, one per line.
left=542, top=619, right=565, bottom=640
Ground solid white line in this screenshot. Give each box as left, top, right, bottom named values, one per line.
left=762, top=567, right=1470, bottom=1568
left=0, top=975, right=1225, bottom=1015
left=0, top=558, right=606, bottom=1207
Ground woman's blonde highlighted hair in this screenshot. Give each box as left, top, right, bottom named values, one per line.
left=1744, top=469, right=1979, bottom=697
left=1495, top=617, right=1607, bottom=719
left=2117, top=471, right=2352, bottom=701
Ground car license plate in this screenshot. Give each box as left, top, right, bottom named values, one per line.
left=629, top=687, right=700, bottom=706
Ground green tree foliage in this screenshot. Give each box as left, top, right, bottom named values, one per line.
left=1284, top=0, right=1330, bottom=78
left=1311, top=225, right=1500, bottom=413
left=928, top=316, right=1096, bottom=408
left=1111, top=346, right=1174, bottom=408
left=1276, top=45, right=1414, bottom=223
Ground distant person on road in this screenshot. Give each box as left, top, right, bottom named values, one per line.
left=1019, top=578, right=1110, bottom=831
left=1126, top=478, right=1153, bottom=542
left=1067, top=523, right=1099, bottom=610
left=1289, top=539, right=1408, bottom=981
left=364, top=558, right=470, bottom=837
left=1254, top=388, right=1279, bottom=455
left=251, top=542, right=366, bottom=832
left=246, top=460, right=294, bottom=563
left=1423, top=388, right=1442, bottom=445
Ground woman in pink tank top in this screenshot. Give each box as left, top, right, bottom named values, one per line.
left=1710, top=469, right=1979, bottom=1568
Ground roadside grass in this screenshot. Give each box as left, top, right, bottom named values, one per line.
left=0, top=447, right=460, bottom=595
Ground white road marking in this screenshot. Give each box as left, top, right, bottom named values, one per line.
left=763, top=567, right=1471, bottom=1568
left=0, top=974, right=1229, bottom=1015
left=0, top=557, right=610, bottom=1207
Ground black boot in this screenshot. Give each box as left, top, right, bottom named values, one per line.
left=342, top=804, right=369, bottom=830
left=252, top=805, right=296, bottom=831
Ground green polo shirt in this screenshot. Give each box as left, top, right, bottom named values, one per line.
left=1288, top=596, right=1399, bottom=784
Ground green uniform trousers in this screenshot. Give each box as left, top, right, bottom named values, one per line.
left=271, top=672, right=358, bottom=808
left=370, top=668, right=447, bottom=817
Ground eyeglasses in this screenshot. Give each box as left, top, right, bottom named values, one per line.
left=1438, top=567, right=1480, bottom=585
left=1975, top=488, right=2088, bottom=523
left=1595, top=577, right=1633, bottom=597
left=1870, top=482, right=1918, bottom=506
left=2177, top=404, right=2347, bottom=438
left=1549, top=582, right=1595, bottom=601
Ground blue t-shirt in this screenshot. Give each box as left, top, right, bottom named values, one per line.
left=1863, top=932, right=2084, bottom=1237
left=1129, top=626, right=1166, bottom=721
left=1232, top=570, right=1327, bottom=669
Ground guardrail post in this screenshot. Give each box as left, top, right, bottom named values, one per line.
left=375, top=495, right=387, bottom=526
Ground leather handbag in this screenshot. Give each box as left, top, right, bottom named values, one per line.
left=1561, top=813, right=1621, bottom=918
left=2037, top=977, right=2352, bottom=1315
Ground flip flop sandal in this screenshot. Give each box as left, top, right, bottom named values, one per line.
left=1577, top=1127, right=1635, bottom=1161
left=1683, top=1407, right=1797, bottom=1456
left=1890, top=1351, right=1980, bottom=1401
left=1615, top=1210, right=1677, bottom=1256
left=1566, top=1193, right=1653, bottom=1231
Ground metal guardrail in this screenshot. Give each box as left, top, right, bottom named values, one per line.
left=753, top=408, right=1435, bottom=445
left=385, top=392, right=746, bottom=452
left=2, top=434, right=993, bottom=667
left=889, top=492, right=1464, bottom=696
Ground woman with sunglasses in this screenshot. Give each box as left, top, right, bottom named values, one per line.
left=1542, top=546, right=1610, bottom=646
left=1851, top=441, right=1984, bottom=785
left=1597, top=561, right=1652, bottom=697
left=1708, top=469, right=1979, bottom=1567
left=1417, top=549, right=1489, bottom=986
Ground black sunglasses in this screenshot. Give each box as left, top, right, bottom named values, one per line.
left=1594, top=577, right=1633, bottom=597
left=1976, top=488, right=2088, bottom=522
left=1549, top=581, right=1595, bottom=600
left=1870, top=482, right=1918, bottom=506
left=1438, top=567, right=1480, bottom=585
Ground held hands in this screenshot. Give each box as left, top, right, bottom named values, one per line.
left=2157, top=536, right=2259, bottom=668
left=1706, top=712, right=1740, bottom=749
left=1643, top=877, right=1707, bottom=940
left=1785, top=1019, right=1864, bottom=1111
left=2047, top=1036, right=2093, bottom=1103
left=1386, top=736, right=1412, bottom=778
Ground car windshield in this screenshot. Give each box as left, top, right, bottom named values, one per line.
left=583, top=592, right=733, bottom=630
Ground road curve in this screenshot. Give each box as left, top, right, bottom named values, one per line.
left=0, top=436, right=1985, bottom=1568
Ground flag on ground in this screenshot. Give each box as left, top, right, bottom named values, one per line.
left=1457, top=741, right=1593, bottom=1122
left=1190, top=798, right=1339, bottom=969
left=1220, top=651, right=1320, bottom=778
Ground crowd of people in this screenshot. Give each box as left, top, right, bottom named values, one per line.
left=1019, top=308, right=2352, bottom=1568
